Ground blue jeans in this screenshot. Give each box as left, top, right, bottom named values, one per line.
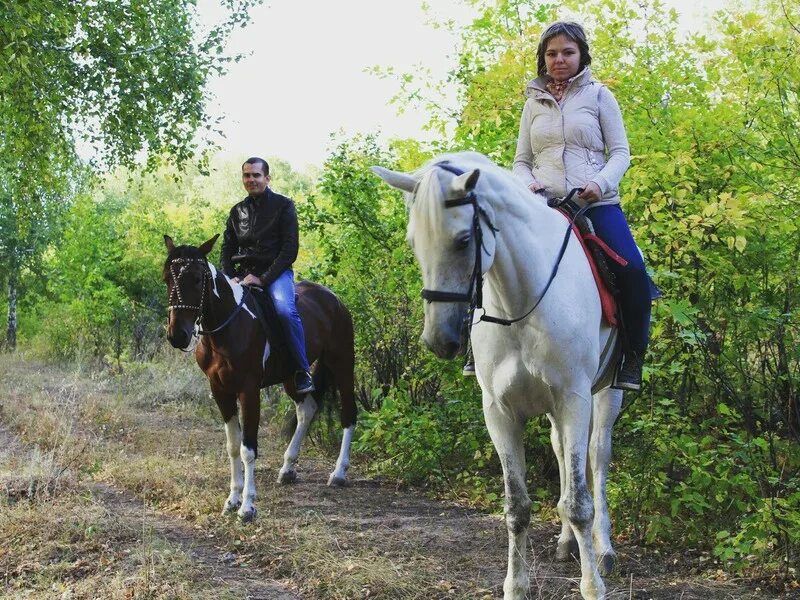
left=586, top=204, right=651, bottom=355
left=268, top=270, right=310, bottom=372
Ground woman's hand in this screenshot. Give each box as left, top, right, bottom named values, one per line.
left=577, top=181, right=602, bottom=202
left=528, top=179, right=546, bottom=194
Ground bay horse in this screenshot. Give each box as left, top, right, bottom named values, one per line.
left=162, top=234, right=356, bottom=522
left=373, top=152, right=623, bottom=600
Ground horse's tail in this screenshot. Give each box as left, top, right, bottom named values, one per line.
left=281, top=361, right=336, bottom=441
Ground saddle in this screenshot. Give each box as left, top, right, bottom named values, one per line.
left=551, top=198, right=628, bottom=327
left=232, top=253, right=290, bottom=347
left=245, top=287, right=302, bottom=348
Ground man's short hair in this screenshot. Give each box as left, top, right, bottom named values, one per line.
left=243, top=157, right=269, bottom=176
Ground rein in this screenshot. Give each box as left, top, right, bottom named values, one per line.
left=167, top=257, right=251, bottom=336
left=421, top=162, right=589, bottom=328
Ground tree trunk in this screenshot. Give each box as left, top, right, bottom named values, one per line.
left=6, top=267, right=17, bottom=350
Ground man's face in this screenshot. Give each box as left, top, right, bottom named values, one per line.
left=242, top=162, right=270, bottom=196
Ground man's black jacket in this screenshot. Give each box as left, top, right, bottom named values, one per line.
left=220, top=188, right=299, bottom=286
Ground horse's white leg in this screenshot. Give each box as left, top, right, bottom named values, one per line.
left=277, top=395, right=317, bottom=484
left=549, top=414, right=578, bottom=561
left=237, top=388, right=261, bottom=523
left=222, top=415, right=244, bottom=514
left=237, top=443, right=257, bottom=521
left=484, top=400, right=531, bottom=600
left=555, top=391, right=605, bottom=600
left=589, top=388, right=622, bottom=576
left=327, top=424, right=354, bottom=486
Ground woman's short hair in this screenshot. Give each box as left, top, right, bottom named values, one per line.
left=536, top=21, right=592, bottom=77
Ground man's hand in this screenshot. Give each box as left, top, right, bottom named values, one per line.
left=240, top=274, right=264, bottom=287
left=577, top=181, right=602, bottom=202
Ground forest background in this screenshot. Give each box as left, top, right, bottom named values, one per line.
left=0, top=0, right=797, bottom=584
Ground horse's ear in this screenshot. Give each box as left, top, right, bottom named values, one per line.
left=452, top=169, right=480, bottom=194
left=370, top=166, right=417, bottom=193
left=198, top=233, right=220, bottom=257
left=164, top=235, right=175, bottom=253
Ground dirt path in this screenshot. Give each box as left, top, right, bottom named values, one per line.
left=248, top=451, right=769, bottom=600
left=0, top=357, right=788, bottom=599
left=87, top=481, right=300, bottom=600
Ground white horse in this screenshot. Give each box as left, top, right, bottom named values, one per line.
left=373, top=152, right=623, bottom=600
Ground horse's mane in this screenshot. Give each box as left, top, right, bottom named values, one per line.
left=409, top=152, right=544, bottom=232
left=407, top=168, right=446, bottom=239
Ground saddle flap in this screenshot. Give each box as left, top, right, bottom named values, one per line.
left=249, top=288, right=286, bottom=349
left=556, top=207, right=619, bottom=327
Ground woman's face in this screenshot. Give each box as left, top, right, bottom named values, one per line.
left=544, top=34, right=581, bottom=81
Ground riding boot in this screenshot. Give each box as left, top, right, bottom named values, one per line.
left=463, top=342, right=476, bottom=376
left=614, top=351, right=644, bottom=391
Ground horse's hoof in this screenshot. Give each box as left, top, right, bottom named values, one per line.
left=556, top=538, right=579, bottom=561
left=222, top=500, right=241, bottom=515
left=277, top=469, right=297, bottom=484
left=598, top=551, right=616, bottom=576
left=327, top=474, right=347, bottom=487
left=238, top=506, right=257, bottom=523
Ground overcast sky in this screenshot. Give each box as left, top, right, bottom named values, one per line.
left=201, top=0, right=729, bottom=171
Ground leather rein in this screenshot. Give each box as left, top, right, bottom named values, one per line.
left=167, top=257, right=251, bottom=336
left=420, top=162, right=589, bottom=328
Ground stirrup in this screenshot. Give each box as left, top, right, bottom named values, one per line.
left=294, top=370, right=315, bottom=394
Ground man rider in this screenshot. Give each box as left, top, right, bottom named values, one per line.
left=221, top=157, right=314, bottom=394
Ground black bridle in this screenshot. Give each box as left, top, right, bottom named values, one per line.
left=420, top=162, right=589, bottom=328
left=167, top=257, right=250, bottom=336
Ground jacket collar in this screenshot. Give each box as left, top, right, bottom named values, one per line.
left=525, top=67, right=592, bottom=99
left=244, top=187, right=272, bottom=204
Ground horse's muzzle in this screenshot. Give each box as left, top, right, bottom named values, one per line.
left=424, top=338, right=465, bottom=359
left=167, top=327, right=192, bottom=349
left=421, top=309, right=469, bottom=359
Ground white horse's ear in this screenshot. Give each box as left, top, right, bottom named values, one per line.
left=198, top=233, right=220, bottom=256
left=451, top=169, right=480, bottom=194
left=370, top=166, right=417, bottom=193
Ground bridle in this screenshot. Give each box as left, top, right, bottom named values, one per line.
left=419, top=162, right=589, bottom=328
left=167, top=257, right=250, bottom=337
left=419, top=162, right=498, bottom=314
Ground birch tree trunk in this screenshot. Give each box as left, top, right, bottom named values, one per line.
left=5, top=266, right=17, bottom=350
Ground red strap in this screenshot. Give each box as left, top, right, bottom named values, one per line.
left=583, top=234, right=628, bottom=266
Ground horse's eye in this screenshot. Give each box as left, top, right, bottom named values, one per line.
left=455, top=234, right=471, bottom=250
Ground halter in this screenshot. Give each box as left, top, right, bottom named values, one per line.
left=420, top=162, right=588, bottom=328
left=167, top=257, right=250, bottom=336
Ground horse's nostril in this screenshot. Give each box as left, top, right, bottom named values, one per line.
left=168, top=330, right=189, bottom=349
left=443, top=341, right=460, bottom=358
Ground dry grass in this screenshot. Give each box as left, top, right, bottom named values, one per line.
left=0, top=353, right=265, bottom=599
